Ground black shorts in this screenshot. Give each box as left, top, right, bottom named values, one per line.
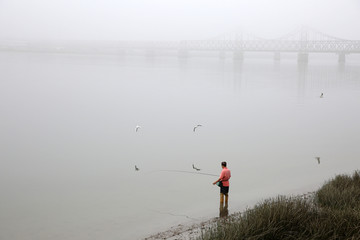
left=220, top=186, right=229, bottom=194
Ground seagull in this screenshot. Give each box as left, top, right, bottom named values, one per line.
left=192, top=164, right=201, bottom=171
left=193, top=124, right=202, bottom=132
left=135, top=125, right=141, bottom=132
left=135, top=165, right=140, bottom=171
left=320, top=93, right=324, bottom=98
left=315, top=157, right=320, bottom=164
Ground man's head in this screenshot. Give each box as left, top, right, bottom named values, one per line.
left=221, top=161, right=227, bottom=168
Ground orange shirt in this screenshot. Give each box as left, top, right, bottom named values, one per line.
left=220, top=167, right=231, bottom=187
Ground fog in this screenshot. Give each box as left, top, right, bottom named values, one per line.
left=0, top=0, right=360, bottom=41
left=1, top=1, right=360, bottom=239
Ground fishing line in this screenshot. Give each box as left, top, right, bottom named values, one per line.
left=151, top=169, right=218, bottom=177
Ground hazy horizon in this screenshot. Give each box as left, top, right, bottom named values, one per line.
left=0, top=0, right=360, bottom=41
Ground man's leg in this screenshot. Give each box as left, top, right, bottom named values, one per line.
left=225, top=193, right=228, bottom=207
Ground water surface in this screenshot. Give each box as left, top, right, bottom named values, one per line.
left=1, top=52, right=360, bottom=239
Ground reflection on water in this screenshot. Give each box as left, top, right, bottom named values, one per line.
left=219, top=204, right=229, bottom=218
left=297, top=63, right=308, bottom=99
left=219, top=193, right=229, bottom=218
left=0, top=52, right=360, bottom=240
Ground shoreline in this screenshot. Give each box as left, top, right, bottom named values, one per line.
left=144, top=217, right=217, bottom=240
left=143, top=190, right=317, bottom=240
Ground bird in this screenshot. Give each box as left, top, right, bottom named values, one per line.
left=192, top=164, right=201, bottom=171
left=135, top=125, right=141, bottom=132
left=320, top=93, right=324, bottom=98
left=315, top=157, right=320, bottom=164
left=135, top=165, right=140, bottom=171
left=193, top=124, right=202, bottom=132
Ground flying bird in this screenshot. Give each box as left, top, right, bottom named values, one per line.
left=135, top=165, right=140, bottom=171
left=315, top=157, right=320, bottom=164
left=193, top=124, right=202, bottom=132
left=320, top=93, right=324, bottom=98
left=192, top=164, right=201, bottom=171
left=135, top=125, right=141, bottom=132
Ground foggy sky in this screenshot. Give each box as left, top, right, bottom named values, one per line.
left=0, top=0, right=359, bottom=41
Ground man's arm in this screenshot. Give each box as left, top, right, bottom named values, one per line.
left=213, top=177, right=222, bottom=185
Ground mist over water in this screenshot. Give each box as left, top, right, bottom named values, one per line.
left=1, top=51, right=360, bottom=239
left=1, top=0, right=360, bottom=238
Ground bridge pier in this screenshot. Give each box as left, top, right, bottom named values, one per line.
left=338, top=53, right=346, bottom=64
left=274, top=52, right=281, bottom=61
left=118, top=49, right=127, bottom=56
left=233, top=50, right=244, bottom=62
left=219, top=51, right=226, bottom=59
left=297, top=53, right=308, bottom=64
left=146, top=50, right=155, bottom=58
left=178, top=49, right=188, bottom=59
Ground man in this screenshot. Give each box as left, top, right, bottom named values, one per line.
left=213, top=161, right=231, bottom=207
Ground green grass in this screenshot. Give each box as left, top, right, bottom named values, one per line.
left=198, top=171, right=360, bottom=240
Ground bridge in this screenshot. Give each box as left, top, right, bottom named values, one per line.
left=1, top=27, right=360, bottom=63
left=119, top=27, right=360, bottom=63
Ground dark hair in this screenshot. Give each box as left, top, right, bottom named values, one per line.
left=221, top=161, right=227, bottom=167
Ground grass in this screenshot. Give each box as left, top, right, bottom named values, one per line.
left=198, top=171, right=360, bottom=240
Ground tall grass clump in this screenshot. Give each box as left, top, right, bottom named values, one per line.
left=198, top=170, right=360, bottom=240
left=316, top=171, right=360, bottom=211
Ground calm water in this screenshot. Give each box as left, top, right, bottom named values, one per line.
left=1, top=51, right=360, bottom=239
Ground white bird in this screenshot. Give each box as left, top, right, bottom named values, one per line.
left=192, top=164, right=201, bottom=171
left=193, top=124, right=202, bottom=132
left=320, top=93, right=324, bottom=98
left=135, top=165, right=140, bottom=171
left=315, top=157, right=320, bottom=164
left=135, top=125, right=141, bottom=132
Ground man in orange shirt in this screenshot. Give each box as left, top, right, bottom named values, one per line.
left=213, top=161, right=231, bottom=207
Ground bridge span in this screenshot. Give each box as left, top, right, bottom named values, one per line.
left=117, top=27, right=360, bottom=63
left=1, top=27, right=360, bottom=63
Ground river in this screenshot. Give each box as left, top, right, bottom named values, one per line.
left=1, top=51, right=359, bottom=239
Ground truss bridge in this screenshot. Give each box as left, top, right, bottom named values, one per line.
left=1, top=27, right=360, bottom=63
left=121, top=27, right=360, bottom=63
